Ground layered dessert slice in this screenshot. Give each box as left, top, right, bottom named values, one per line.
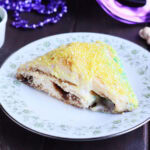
left=16, top=41, right=138, bottom=113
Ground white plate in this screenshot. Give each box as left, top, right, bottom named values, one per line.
left=0, top=33, right=150, bottom=141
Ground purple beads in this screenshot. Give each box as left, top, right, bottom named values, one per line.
left=0, top=0, right=67, bottom=29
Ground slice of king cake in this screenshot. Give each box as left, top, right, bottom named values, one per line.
left=16, top=41, right=138, bottom=113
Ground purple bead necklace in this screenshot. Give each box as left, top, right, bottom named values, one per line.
left=0, top=0, right=67, bottom=29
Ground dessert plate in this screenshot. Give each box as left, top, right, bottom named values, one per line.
left=0, top=33, right=150, bottom=141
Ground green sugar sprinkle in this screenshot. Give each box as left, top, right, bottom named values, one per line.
left=113, top=58, right=118, bottom=63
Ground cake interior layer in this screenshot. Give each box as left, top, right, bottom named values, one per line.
left=16, top=70, right=84, bottom=108
left=16, top=70, right=115, bottom=112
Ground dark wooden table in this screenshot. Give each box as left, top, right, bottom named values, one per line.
left=0, top=0, right=149, bottom=150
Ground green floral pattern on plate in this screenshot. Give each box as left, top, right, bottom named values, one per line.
left=0, top=33, right=150, bottom=139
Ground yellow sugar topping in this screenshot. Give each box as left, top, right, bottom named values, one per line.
left=31, top=41, right=138, bottom=108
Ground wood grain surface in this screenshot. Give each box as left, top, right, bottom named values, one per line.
left=0, top=0, right=149, bottom=150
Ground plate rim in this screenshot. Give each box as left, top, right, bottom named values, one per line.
left=1, top=103, right=149, bottom=141
left=0, top=32, right=150, bottom=141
